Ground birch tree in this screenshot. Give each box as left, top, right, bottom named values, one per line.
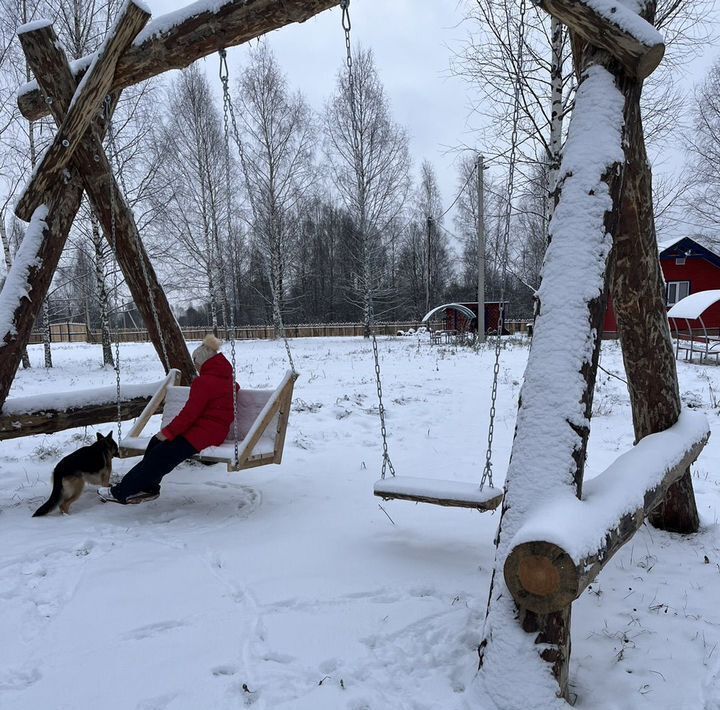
left=235, top=43, right=315, bottom=333
left=324, top=46, right=410, bottom=335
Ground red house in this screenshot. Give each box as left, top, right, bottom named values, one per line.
left=603, top=237, right=720, bottom=335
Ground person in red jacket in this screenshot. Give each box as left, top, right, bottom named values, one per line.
left=98, top=334, right=238, bottom=505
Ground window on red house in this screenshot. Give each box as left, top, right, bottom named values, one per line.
left=666, top=281, right=690, bottom=306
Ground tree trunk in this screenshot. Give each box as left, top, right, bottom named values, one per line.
left=610, top=2, right=699, bottom=534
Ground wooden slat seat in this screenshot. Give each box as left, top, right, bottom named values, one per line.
left=374, top=476, right=504, bottom=510
left=119, top=369, right=298, bottom=471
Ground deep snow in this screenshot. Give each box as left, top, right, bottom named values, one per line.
left=1, top=335, right=719, bottom=709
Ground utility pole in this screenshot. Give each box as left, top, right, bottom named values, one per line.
left=426, top=215, right=432, bottom=316
left=477, top=154, right=486, bottom=343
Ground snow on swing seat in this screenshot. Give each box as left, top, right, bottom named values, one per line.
left=374, top=476, right=504, bottom=510
left=119, top=369, right=297, bottom=472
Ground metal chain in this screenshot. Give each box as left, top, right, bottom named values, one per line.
left=103, top=97, right=123, bottom=442
left=341, top=0, right=394, bottom=478
left=219, top=69, right=241, bottom=468
left=105, top=96, right=171, bottom=374
left=219, top=50, right=297, bottom=378
left=481, top=0, right=527, bottom=490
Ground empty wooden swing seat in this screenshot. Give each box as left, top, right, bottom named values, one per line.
left=119, top=369, right=298, bottom=472
left=374, top=476, right=504, bottom=510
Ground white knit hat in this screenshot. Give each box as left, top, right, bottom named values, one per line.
left=192, top=334, right=222, bottom=370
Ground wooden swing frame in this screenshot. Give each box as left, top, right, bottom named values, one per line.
left=0, top=0, right=707, bottom=702
left=0, top=0, right=334, bottom=437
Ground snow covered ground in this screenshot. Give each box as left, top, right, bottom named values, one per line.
left=1, top=335, right=719, bottom=710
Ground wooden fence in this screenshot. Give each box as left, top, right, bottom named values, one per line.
left=28, top=319, right=534, bottom=345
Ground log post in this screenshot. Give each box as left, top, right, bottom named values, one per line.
left=609, top=0, right=700, bottom=534
left=478, top=49, right=627, bottom=703
left=18, top=0, right=341, bottom=122
left=19, top=23, right=195, bottom=384
left=15, top=1, right=151, bottom=222
left=504, top=426, right=709, bottom=614
left=0, top=188, right=84, bottom=408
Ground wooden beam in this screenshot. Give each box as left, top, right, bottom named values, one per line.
left=609, top=2, right=700, bottom=534
left=535, top=0, right=664, bottom=79
left=0, top=395, right=155, bottom=440
left=18, top=0, right=340, bottom=122
left=478, top=47, right=629, bottom=702
left=0, top=188, right=84, bottom=409
left=15, top=0, right=150, bottom=222
left=503, top=430, right=708, bottom=614
left=19, top=23, right=196, bottom=384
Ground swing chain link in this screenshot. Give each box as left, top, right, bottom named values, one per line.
left=372, top=320, right=395, bottom=479
left=219, top=50, right=241, bottom=468
left=104, top=96, right=123, bottom=442
left=481, top=0, right=527, bottom=491
left=340, top=0, right=394, bottom=478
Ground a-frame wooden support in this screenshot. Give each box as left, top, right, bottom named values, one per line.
left=0, top=0, right=341, bottom=413
left=477, top=0, right=702, bottom=705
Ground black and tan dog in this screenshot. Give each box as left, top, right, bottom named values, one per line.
left=33, top=432, right=119, bottom=516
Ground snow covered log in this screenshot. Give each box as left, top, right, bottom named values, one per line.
left=17, top=0, right=340, bottom=122
left=0, top=380, right=170, bottom=440
left=503, top=411, right=709, bottom=614
left=15, top=1, right=150, bottom=222
left=0, top=197, right=84, bottom=410
left=534, top=0, right=664, bottom=79
left=476, top=62, right=627, bottom=707
left=18, top=23, right=195, bottom=384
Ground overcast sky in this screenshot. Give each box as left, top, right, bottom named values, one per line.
left=142, top=0, right=720, bottom=239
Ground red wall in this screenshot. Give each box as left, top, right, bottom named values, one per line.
left=604, top=256, right=720, bottom=334
left=445, top=303, right=504, bottom=334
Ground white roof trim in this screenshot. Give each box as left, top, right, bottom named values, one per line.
left=667, top=290, right=720, bottom=320
left=421, top=303, right=476, bottom=323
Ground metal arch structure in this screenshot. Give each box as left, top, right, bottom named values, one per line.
left=421, top=303, right=477, bottom=324
left=667, top=290, right=720, bottom=363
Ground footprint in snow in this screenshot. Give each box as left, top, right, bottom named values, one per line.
left=0, top=666, right=41, bottom=690
left=211, top=664, right=238, bottom=677
left=124, top=619, right=186, bottom=641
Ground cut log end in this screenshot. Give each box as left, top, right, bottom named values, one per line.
left=636, top=43, right=665, bottom=81
left=504, top=541, right=579, bottom=614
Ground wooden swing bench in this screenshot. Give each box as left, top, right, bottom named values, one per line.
left=374, top=476, right=503, bottom=511
left=118, top=369, right=298, bottom=472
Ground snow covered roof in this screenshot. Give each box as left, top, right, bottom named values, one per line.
left=667, top=290, right=720, bottom=320
left=658, top=236, right=720, bottom=268
left=421, top=303, right=476, bottom=323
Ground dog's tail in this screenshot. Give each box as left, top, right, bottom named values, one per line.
left=32, top=471, right=62, bottom=517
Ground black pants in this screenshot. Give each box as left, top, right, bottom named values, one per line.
left=112, top=435, right=197, bottom=503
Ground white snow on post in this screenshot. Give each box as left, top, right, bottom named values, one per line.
left=0, top=206, right=49, bottom=348
left=582, top=0, right=664, bottom=47
left=510, top=410, right=710, bottom=562
left=473, top=65, right=626, bottom=710
left=132, top=0, right=237, bottom=46
left=1, top=379, right=165, bottom=415
left=17, top=53, right=95, bottom=101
